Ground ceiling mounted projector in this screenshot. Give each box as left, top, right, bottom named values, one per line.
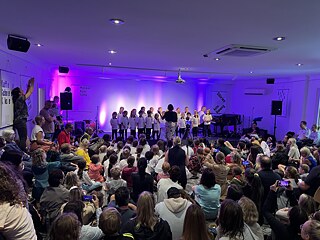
left=176, top=69, right=185, bottom=83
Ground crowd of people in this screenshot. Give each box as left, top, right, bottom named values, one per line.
left=2, top=80, right=320, bottom=240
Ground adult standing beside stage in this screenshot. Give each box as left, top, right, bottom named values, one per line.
left=40, top=100, right=56, bottom=140
left=165, top=136, right=189, bottom=189
left=162, top=104, right=177, bottom=141
left=11, top=77, right=35, bottom=152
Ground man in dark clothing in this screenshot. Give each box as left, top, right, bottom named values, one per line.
left=165, top=137, right=189, bottom=189
left=299, top=165, right=320, bottom=196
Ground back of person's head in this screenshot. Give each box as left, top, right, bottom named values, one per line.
left=91, top=154, right=99, bottom=164
left=167, top=140, right=173, bottom=149
left=117, top=141, right=124, bottom=150
left=139, top=138, right=147, bottom=146
left=156, top=140, right=165, bottom=151
left=169, top=165, right=181, bottom=182
left=99, top=145, right=107, bottom=153
left=173, top=136, right=181, bottom=146
left=109, top=154, right=118, bottom=165
left=50, top=213, right=81, bottom=240
left=300, top=147, right=311, bottom=157
left=127, top=156, right=135, bottom=168
left=200, top=168, right=216, bottom=189
left=136, top=191, right=157, bottom=230
left=298, top=194, right=317, bottom=216
left=312, top=211, right=320, bottom=221
left=111, top=167, right=121, bottom=180
left=238, top=197, right=259, bottom=225
left=151, top=145, right=159, bottom=154
left=35, top=115, right=43, bottom=125
left=237, top=141, right=246, bottom=150
left=182, top=204, right=209, bottom=240
left=167, top=187, right=181, bottom=199
left=137, top=157, right=147, bottom=178
left=226, top=184, right=243, bottom=201
left=301, top=220, right=320, bottom=240
left=167, top=104, right=174, bottom=111
left=260, top=155, right=272, bottom=169
left=217, top=138, right=225, bottom=146
left=132, top=139, right=138, bottom=148
left=2, top=129, right=15, bottom=142
left=162, top=161, right=170, bottom=173
left=197, top=147, right=204, bottom=155
left=126, top=135, right=134, bottom=144
left=136, top=145, right=143, bottom=155
left=64, top=172, right=80, bottom=190
left=1, top=149, right=23, bottom=167
left=60, top=143, right=71, bottom=154
left=63, top=201, right=85, bottom=225
left=232, top=152, right=242, bottom=165
left=244, top=168, right=264, bottom=210
left=68, top=187, right=82, bottom=201
left=300, top=164, right=310, bottom=174
left=121, top=148, right=130, bottom=159
left=99, top=207, right=121, bottom=235
left=232, top=166, right=243, bottom=176
left=115, top=187, right=130, bottom=207
left=215, top=152, right=225, bottom=164
left=145, top=151, right=154, bottom=161
left=288, top=206, right=309, bottom=235
left=218, top=199, right=244, bottom=239
left=77, top=159, right=86, bottom=170
left=11, top=87, right=21, bottom=103
left=48, top=169, right=64, bottom=187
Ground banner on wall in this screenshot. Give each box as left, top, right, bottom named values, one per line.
left=277, top=89, right=289, bottom=117
left=212, top=91, right=227, bottom=114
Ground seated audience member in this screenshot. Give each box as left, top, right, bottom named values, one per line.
left=216, top=138, right=232, bottom=156
left=121, top=156, right=138, bottom=190
left=108, top=187, right=136, bottom=228
left=30, top=115, right=55, bottom=152
left=63, top=200, right=104, bottom=240
left=204, top=151, right=229, bottom=199
left=0, top=162, right=37, bottom=240
left=193, top=168, right=221, bottom=220
left=216, top=199, right=260, bottom=240
left=299, top=164, right=320, bottom=196
left=118, top=148, right=131, bottom=170
left=157, top=161, right=170, bottom=181
left=104, top=153, right=119, bottom=180
left=76, top=138, right=91, bottom=168
left=57, top=123, right=73, bottom=147
left=300, top=147, right=317, bottom=170
left=157, top=165, right=183, bottom=203
left=60, top=143, right=84, bottom=163
left=76, top=159, right=102, bottom=193
left=247, top=144, right=264, bottom=165
left=155, top=187, right=192, bottom=240
left=287, top=138, right=301, bottom=165
left=238, top=197, right=264, bottom=240
left=88, top=154, right=104, bottom=182
left=188, top=147, right=204, bottom=179
left=301, top=219, right=320, bottom=240
left=299, top=164, right=310, bottom=181
left=309, top=124, right=320, bottom=146
left=31, top=148, right=61, bottom=201
left=122, top=191, right=172, bottom=239
left=271, top=142, right=289, bottom=169
left=99, top=145, right=108, bottom=162
left=40, top=169, right=70, bottom=226
left=229, top=166, right=246, bottom=187
left=226, top=184, right=244, bottom=202
left=181, top=204, right=211, bottom=240
left=181, top=138, right=195, bottom=158
left=297, top=120, right=311, bottom=140
left=263, top=181, right=308, bottom=240
left=49, top=213, right=81, bottom=240
left=64, top=171, right=81, bottom=190
left=131, top=158, right=154, bottom=203
left=106, top=167, right=127, bottom=195
left=147, top=149, right=161, bottom=174
left=99, top=207, right=134, bottom=240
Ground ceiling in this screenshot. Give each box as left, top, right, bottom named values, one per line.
left=1, top=0, right=320, bottom=81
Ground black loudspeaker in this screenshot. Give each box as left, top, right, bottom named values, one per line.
left=271, top=101, right=282, bottom=115
left=7, top=35, right=30, bottom=52
left=267, top=78, right=275, bottom=84
left=60, top=92, right=72, bottom=110
left=59, top=66, right=69, bottom=74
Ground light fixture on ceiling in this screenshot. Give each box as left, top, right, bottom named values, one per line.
left=108, top=50, right=117, bottom=54
left=109, top=19, right=125, bottom=25
left=176, top=69, right=186, bottom=84
left=249, top=71, right=254, bottom=74
left=215, top=58, right=220, bottom=61
left=108, top=62, right=112, bottom=66
left=296, top=63, right=303, bottom=66
left=273, top=36, right=286, bottom=41
left=35, top=43, right=43, bottom=47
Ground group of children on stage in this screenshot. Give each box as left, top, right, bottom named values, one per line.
left=110, top=106, right=213, bottom=140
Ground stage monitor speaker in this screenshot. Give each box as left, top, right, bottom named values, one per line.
left=267, top=78, right=275, bottom=84
left=59, top=66, right=69, bottom=74
left=271, top=100, right=282, bottom=115
left=60, top=92, right=72, bottom=110
left=7, top=35, right=30, bottom=52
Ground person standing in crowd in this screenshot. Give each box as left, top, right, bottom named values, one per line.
left=11, top=77, right=35, bottom=152
left=39, top=100, right=56, bottom=140
left=162, top=104, right=178, bottom=141
left=203, top=109, right=212, bottom=137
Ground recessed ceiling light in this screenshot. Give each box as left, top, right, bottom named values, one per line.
left=273, top=36, right=286, bottom=41
left=108, top=50, right=117, bottom=54
left=296, top=63, right=303, bottom=66
left=249, top=71, right=254, bottom=74
left=34, top=43, right=43, bottom=47
left=108, top=62, right=112, bottom=66
left=109, top=19, right=125, bottom=25
left=215, top=58, right=220, bottom=61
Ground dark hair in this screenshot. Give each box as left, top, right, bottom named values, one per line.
left=167, top=140, right=173, bottom=149
left=200, top=168, right=216, bottom=188
left=1, top=150, right=23, bottom=166
left=108, top=154, right=118, bottom=178
left=65, top=123, right=73, bottom=129
left=127, top=135, right=133, bottom=143
left=260, top=155, right=272, bottom=169
left=244, top=168, right=264, bottom=212
left=145, top=151, right=154, bottom=161
left=132, top=140, right=138, bottom=147
left=226, top=184, right=243, bottom=201
left=63, top=200, right=85, bottom=225
left=127, top=156, right=135, bottom=168
left=219, top=199, right=244, bottom=239
left=182, top=204, right=210, bottom=240
left=35, top=115, right=43, bottom=125
left=238, top=141, right=246, bottom=150
left=288, top=206, right=308, bottom=235
left=169, top=165, right=181, bottom=182
left=48, top=169, right=64, bottom=187
left=301, top=121, right=307, bottom=126
left=77, top=160, right=86, bottom=180
left=167, top=104, right=174, bottom=111
left=138, top=157, right=148, bottom=180
left=49, top=213, right=81, bottom=240
left=249, top=145, right=263, bottom=164
left=11, top=87, right=21, bottom=103
left=139, top=138, right=147, bottom=146
left=232, top=166, right=243, bottom=176
left=99, top=208, right=121, bottom=235
left=115, top=187, right=130, bottom=207
left=91, top=154, right=99, bottom=164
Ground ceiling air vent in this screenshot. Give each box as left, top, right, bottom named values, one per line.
left=244, top=88, right=266, bottom=95
left=212, top=44, right=276, bottom=57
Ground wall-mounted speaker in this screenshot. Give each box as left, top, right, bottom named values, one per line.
left=267, top=78, right=275, bottom=84
left=60, top=92, right=72, bottom=110
left=271, top=100, right=282, bottom=115
left=59, top=66, right=69, bottom=74
left=7, top=35, right=30, bottom=52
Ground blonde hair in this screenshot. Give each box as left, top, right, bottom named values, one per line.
left=135, top=191, right=157, bottom=230
left=300, top=147, right=311, bottom=157
left=31, top=148, right=47, bottom=166
left=288, top=138, right=297, bottom=148
left=303, top=220, right=320, bottom=240
left=215, top=152, right=225, bottom=164
left=162, top=162, right=170, bottom=173
left=238, top=197, right=259, bottom=225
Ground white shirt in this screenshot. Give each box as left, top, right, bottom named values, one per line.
left=178, top=118, right=186, bottom=129
left=203, top=114, right=212, bottom=125
left=128, top=117, right=137, bottom=130
left=198, top=111, right=205, bottom=124
left=181, top=145, right=194, bottom=158
left=145, top=116, right=154, bottom=128
left=117, top=113, right=123, bottom=125
left=192, top=116, right=200, bottom=127
left=153, top=119, right=161, bottom=131
left=297, top=128, right=311, bottom=140
left=137, top=117, right=145, bottom=128
left=157, top=178, right=183, bottom=203
left=110, top=118, right=118, bottom=130
left=146, top=155, right=159, bottom=174
left=31, top=125, right=44, bottom=141
left=121, top=116, right=129, bottom=129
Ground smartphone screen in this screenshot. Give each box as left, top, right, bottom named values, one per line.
left=82, top=195, right=93, bottom=201
left=279, top=180, right=290, bottom=187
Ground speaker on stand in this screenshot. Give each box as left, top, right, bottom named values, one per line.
left=271, top=100, right=282, bottom=137
left=60, top=92, right=72, bottom=123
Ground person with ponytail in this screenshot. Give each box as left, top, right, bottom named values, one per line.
left=131, top=157, right=154, bottom=202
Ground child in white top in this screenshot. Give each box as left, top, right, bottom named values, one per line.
left=203, top=109, right=212, bottom=137
left=137, top=110, right=145, bottom=136
left=178, top=113, right=186, bottom=139
left=110, top=112, right=118, bottom=140
left=120, top=110, right=129, bottom=140
left=192, top=110, right=200, bottom=137
left=153, top=113, right=161, bottom=140
left=145, top=110, right=154, bottom=139
left=129, top=109, right=137, bottom=138
left=175, top=107, right=181, bottom=137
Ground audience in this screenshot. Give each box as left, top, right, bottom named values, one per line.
left=49, top=213, right=81, bottom=240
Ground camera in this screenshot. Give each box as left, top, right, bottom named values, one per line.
left=82, top=195, right=93, bottom=201
left=278, top=180, right=290, bottom=187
